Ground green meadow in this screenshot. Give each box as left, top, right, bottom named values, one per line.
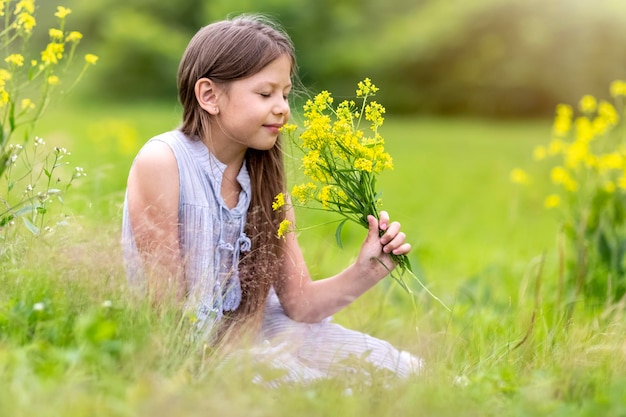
left=2, top=99, right=624, bottom=416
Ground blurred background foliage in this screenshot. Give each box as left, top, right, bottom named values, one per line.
left=52, top=0, right=626, bottom=117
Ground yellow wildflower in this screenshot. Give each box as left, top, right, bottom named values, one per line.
left=550, top=165, right=578, bottom=191
left=598, top=152, right=623, bottom=172
left=379, top=152, right=394, bottom=170
left=0, top=69, right=11, bottom=82
left=610, top=80, right=626, bottom=97
left=578, top=95, right=597, bottom=114
left=0, top=90, right=9, bottom=106
left=280, top=123, right=298, bottom=134
left=354, top=158, right=373, bottom=173
left=5, top=54, right=24, bottom=67
left=308, top=90, right=332, bottom=112
left=544, top=194, right=560, bottom=209
left=318, top=185, right=335, bottom=209
left=302, top=149, right=328, bottom=182
left=291, top=182, right=316, bottom=205
left=550, top=166, right=569, bottom=184
left=54, top=6, right=71, bottom=18
left=361, top=133, right=384, bottom=147
left=41, top=43, right=64, bottom=65
left=276, top=219, right=292, bottom=239
left=47, top=75, right=60, bottom=85
left=356, top=78, right=379, bottom=97
left=20, top=98, right=34, bottom=111
left=49, top=28, right=64, bottom=40
left=85, top=54, right=99, bottom=65
left=603, top=181, right=616, bottom=194
left=575, top=117, right=594, bottom=143
left=565, top=140, right=589, bottom=169
left=272, top=192, right=286, bottom=211
left=556, top=103, right=573, bottom=118
left=552, top=105, right=572, bottom=137
left=336, top=100, right=355, bottom=124
left=13, top=11, right=36, bottom=33
left=365, top=101, right=385, bottom=130
left=66, top=31, right=83, bottom=42
left=598, top=101, right=619, bottom=126
left=592, top=116, right=609, bottom=136
left=510, top=168, right=530, bottom=185
left=15, top=0, right=34, bottom=14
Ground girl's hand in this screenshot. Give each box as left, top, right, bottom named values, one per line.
left=356, top=210, right=411, bottom=283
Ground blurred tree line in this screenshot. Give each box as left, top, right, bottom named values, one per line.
left=56, top=0, right=626, bottom=117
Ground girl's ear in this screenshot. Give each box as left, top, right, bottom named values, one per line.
left=195, top=78, right=220, bottom=115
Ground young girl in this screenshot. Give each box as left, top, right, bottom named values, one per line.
left=122, top=14, right=422, bottom=384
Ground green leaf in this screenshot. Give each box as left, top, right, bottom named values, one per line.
left=334, top=218, right=348, bottom=249
left=22, top=216, right=40, bottom=235
left=15, top=204, right=38, bottom=216
left=0, top=214, right=14, bottom=227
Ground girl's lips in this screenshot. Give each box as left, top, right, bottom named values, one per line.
left=264, top=124, right=283, bottom=134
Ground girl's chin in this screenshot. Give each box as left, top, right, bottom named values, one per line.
left=249, top=139, right=279, bottom=152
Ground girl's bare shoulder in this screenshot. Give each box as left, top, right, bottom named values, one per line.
left=128, top=139, right=179, bottom=194
left=133, top=140, right=177, bottom=170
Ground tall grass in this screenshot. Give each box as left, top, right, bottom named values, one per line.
left=2, top=101, right=625, bottom=416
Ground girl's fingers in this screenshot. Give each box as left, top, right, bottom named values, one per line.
left=376, top=213, right=411, bottom=255
left=380, top=221, right=401, bottom=244
left=382, top=231, right=406, bottom=253
left=378, top=210, right=390, bottom=230
left=392, top=242, right=412, bottom=255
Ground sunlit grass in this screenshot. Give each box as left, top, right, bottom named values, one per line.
left=2, top=101, right=625, bottom=416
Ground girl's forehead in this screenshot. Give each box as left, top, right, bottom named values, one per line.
left=243, top=56, right=293, bottom=85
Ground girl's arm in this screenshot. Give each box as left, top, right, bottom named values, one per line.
left=126, top=140, right=185, bottom=304
left=275, top=208, right=411, bottom=323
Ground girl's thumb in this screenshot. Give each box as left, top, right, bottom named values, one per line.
left=366, top=215, right=380, bottom=242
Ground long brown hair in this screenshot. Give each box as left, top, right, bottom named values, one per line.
left=177, top=15, right=297, bottom=327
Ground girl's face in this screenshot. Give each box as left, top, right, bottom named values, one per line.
left=212, top=55, right=292, bottom=158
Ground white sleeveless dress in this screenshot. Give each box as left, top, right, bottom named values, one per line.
left=121, top=130, right=423, bottom=384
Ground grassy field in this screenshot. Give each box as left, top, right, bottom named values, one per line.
left=1, top=100, right=625, bottom=416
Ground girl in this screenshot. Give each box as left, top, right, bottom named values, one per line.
left=122, top=14, right=422, bottom=384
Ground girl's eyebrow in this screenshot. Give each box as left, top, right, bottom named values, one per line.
left=257, top=80, right=292, bottom=89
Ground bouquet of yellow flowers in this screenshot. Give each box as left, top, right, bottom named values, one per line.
left=275, top=79, right=448, bottom=309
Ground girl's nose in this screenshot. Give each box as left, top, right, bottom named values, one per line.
left=274, top=98, right=290, bottom=116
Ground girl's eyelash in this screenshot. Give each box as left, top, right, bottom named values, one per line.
left=259, top=92, right=290, bottom=99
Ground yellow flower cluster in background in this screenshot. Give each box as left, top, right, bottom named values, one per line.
left=0, top=3, right=99, bottom=122
left=511, top=79, right=626, bottom=301
left=512, top=80, right=626, bottom=209
left=1, top=2, right=97, bottom=236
